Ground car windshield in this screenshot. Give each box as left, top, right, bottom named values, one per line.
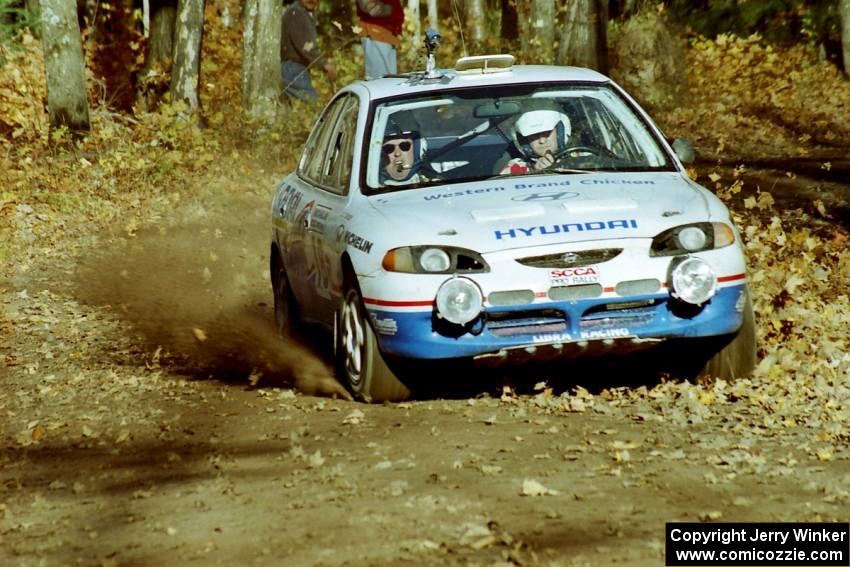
left=363, top=83, right=675, bottom=193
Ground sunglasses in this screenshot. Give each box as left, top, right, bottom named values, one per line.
left=382, top=141, right=412, bottom=154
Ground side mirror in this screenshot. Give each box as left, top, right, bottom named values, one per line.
left=671, top=138, right=695, bottom=165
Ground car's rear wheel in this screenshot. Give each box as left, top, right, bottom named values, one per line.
left=337, top=280, right=410, bottom=403
left=272, top=258, right=299, bottom=339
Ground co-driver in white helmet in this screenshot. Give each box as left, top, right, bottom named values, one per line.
left=499, top=109, right=571, bottom=175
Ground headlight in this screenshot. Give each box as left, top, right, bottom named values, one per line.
left=650, top=222, right=736, bottom=257
left=677, top=226, right=707, bottom=251
left=382, top=246, right=489, bottom=274
left=435, top=277, right=483, bottom=325
left=419, top=248, right=451, bottom=272
left=669, top=257, right=717, bottom=305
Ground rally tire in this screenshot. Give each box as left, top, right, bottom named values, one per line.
left=698, top=292, right=757, bottom=382
left=337, top=282, right=410, bottom=403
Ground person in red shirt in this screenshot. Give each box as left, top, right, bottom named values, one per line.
left=356, top=0, right=404, bottom=79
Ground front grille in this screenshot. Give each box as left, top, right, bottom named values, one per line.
left=486, top=309, right=568, bottom=337
left=548, top=284, right=603, bottom=300
left=581, top=300, right=659, bottom=329
left=516, top=248, right=623, bottom=269
left=615, top=279, right=661, bottom=296
left=488, top=289, right=535, bottom=306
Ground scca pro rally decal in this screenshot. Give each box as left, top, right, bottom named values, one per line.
left=495, top=219, right=638, bottom=240
left=550, top=267, right=600, bottom=286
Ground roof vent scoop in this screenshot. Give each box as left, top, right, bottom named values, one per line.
left=455, top=54, right=515, bottom=74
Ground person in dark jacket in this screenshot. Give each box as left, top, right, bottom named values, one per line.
left=356, top=0, right=403, bottom=80
left=281, top=0, right=338, bottom=102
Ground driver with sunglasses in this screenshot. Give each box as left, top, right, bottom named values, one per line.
left=379, top=117, right=428, bottom=187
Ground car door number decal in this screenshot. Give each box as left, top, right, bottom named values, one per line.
left=277, top=184, right=303, bottom=221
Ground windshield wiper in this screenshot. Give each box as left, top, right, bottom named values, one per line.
left=546, top=168, right=592, bottom=174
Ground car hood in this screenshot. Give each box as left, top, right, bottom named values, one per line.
left=366, top=172, right=715, bottom=253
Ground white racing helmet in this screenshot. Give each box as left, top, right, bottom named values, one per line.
left=515, top=109, right=571, bottom=138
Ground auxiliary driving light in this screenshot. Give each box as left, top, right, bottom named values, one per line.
left=669, top=257, right=717, bottom=305
left=435, top=277, right=483, bottom=325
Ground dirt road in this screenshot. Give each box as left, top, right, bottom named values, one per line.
left=2, top=172, right=849, bottom=566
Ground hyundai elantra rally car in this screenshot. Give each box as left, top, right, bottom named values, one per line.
left=270, top=54, right=756, bottom=402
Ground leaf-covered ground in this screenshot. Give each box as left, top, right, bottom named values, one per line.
left=2, top=9, right=850, bottom=566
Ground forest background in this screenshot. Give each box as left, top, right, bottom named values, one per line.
left=2, top=0, right=850, bottom=413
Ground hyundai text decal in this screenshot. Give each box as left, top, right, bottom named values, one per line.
left=495, top=219, right=638, bottom=240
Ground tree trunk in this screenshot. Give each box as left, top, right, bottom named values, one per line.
left=406, top=0, right=421, bottom=64
left=136, top=0, right=176, bottom=111
left=149, top=0, right=177, bottom=70
left=466, top=0, right=487, bottom=54
left=426, top=0, right=438, bottom=32
left=241, top=0, right=282, bottom=121
left=39, top=0, right=91, bottom=133
left=841, top=0, right=850, bottom=75
left=170, top=0, right=205, bottom=110
left=558, top=0, right=608, bottom=73
left=500, top=0, right=518, bottom=42
left=519, top=0, right=555, bottom=64
left=25, top=0, right=40, bottom=23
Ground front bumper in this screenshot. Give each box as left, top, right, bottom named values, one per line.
left=366, top=283, right=748, bottom=361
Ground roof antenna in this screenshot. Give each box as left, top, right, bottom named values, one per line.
left=424, top=29, right=442, bottom=78
left=451, top=0, right=467, bottom=57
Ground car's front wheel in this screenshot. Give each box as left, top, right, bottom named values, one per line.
left=698, top=292, right=757, bottom=381
left=669, top=291, right=757, bottom=382
left=337, top=282, right=410, bottom=403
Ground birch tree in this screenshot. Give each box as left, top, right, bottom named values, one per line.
left=39, top=0, right=90, bottom=133
left=407, top=0, right=421, bottom=48
left=426, top=0, right=438, bottom=32
left=519, top=0, right=555, bottom=64
left=170, top=0, right=205, bottom=110
left=558, top=0, right=608, bottom=73
left=242, top=0, right=282, bottom=121
left=841, top=0, right=850, bottom=75
left=465, top=0, right=487, bottom=53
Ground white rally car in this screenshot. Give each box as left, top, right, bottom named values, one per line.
left=270, top=53, right=755, bottom=402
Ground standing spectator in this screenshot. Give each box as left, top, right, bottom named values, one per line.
left=356, top=0, right=404, bottom=80
left=280, top=0, right=338, bottom=102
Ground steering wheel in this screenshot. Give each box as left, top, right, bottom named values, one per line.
left=550, top=145, right=618, bottom=167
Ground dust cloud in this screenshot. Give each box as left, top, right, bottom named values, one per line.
left=73, top=192, right=348, bottom=398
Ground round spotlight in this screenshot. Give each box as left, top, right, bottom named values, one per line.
left=420, top=248, right=451, bottom=272
left=670, top=257, right=717, bottom=305
left=435, top=277, right=483, bottom=325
